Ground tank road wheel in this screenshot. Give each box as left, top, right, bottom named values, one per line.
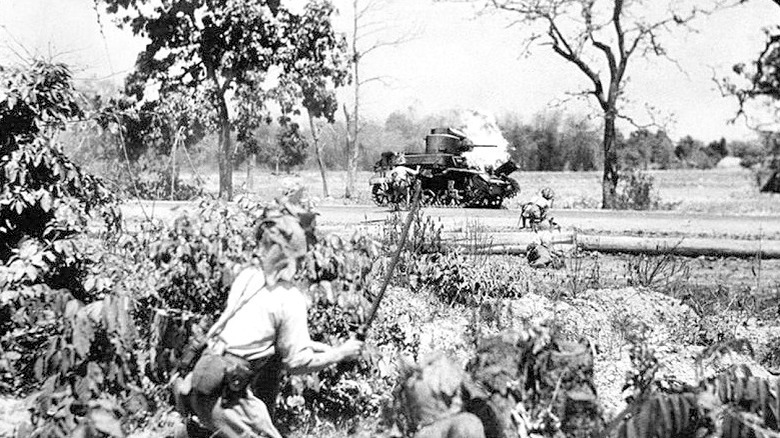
left=371, top=183, right=391, bottom=206
left=466, top=175, right=490, bottom=208
left=420, top=189, right=437, bottom=206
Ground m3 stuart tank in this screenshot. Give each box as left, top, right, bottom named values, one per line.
left=369, top=128, right=520, bottom=208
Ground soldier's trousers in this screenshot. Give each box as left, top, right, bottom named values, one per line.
left=176, top=355, right=284, bottom=438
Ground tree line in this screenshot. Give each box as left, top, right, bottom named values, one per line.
left=21, top=0, right=780, bottom=205
left=225, top=109, right=772, bottom=173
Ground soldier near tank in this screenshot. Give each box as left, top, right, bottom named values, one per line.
left=519, top=187, right=557, bottom=232
left=172, top=203, right=363, bottom=438
left=389, top=165, right=419, bottom=208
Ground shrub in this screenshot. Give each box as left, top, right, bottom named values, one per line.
left=614, top=169, right=663, bottom=210
left=114, top=152, right=203, bottom=201
left=0, top=60, right=130, bottom=436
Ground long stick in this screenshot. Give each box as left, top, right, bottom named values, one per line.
left=363, top=181, right=422, bottom=331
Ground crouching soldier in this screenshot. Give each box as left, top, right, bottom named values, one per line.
left=520, top=187, right=557, bottom=231
left=525, top=236, right=562, bottom=269
left=173, top=206, right=363, bottom=438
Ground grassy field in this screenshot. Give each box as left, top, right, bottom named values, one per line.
left=186, top=167, right=780, bottom=215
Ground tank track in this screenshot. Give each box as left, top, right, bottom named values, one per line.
left=372, top=186, right=511, bottom=209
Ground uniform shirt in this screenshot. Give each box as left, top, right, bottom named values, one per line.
left=212, top=267, right=314, bottom=370
left=529, top=194, right=552, bottom=209
left=389, top=166, right=417, bottom=181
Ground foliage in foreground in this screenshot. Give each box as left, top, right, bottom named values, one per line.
left=2, top=190, right=419, bottom=436
left=604, top=338, right=780, bottom=438
left=0, top=59, right=416, bottom=436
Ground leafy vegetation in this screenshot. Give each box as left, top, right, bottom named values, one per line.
left=0, top=59, right=421, bottom=437
left=97, top=0, right=350, bottom=200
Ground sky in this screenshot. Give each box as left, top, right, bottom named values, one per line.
left=1, top=0, right=779, bottom=142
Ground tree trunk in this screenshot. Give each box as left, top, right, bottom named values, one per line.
left=308, top=112, right=329, bottom=198
left=246, top=152, right=255, bottom=191
left=344, top=104, right=357, bottom=198
left=170, top=130, right=178, bottom=201
left=211, top=82, right=233, bottom=201
left=345, top=0, right=360, bottom=199
left=601, top=111, right=619, bottom=209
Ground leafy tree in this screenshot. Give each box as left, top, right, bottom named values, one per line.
left=729, top=138, right=769, bottom=168
left=620, top=129, right=675, bottom=170
left=99, top=0, right=348, bottom=200
left=481, top=0, right=738, bottom=207
left=500, top=112, right=600, bottom=171
left=289, top=5, right=350, bottom=197
left=707, top=137, right=729, bottom=159
left=675, top=135, right=717, bottom=169
left=560, top=116, right=601, bottom=171
left=722, top=3, right=780, bottom=167
left=277, top=121, right=310, bottom=172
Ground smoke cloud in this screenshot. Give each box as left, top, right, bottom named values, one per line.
left=455, top=109, right=511, bottom=170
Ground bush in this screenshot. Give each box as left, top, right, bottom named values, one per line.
left=104, top=152, right=204, bottom=201
left=0, top=60, right=131, bottom=436
left=730, top=139, right=769, bottom=168
left=614, top=169, right=663, bottom=210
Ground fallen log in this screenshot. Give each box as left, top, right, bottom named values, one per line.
left=576, top=235, right=780, bottom=259
left=448, top=233, right=780, bottom=259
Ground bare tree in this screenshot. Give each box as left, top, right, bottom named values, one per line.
left=483, top=0, right=739, bottom=208
left=343, top=0, right=417, bottom=199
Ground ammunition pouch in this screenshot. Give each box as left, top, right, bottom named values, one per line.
left=222, top=354, right=253, bottom=407
left=189, top=352, right=253, bottom=401
left=191, top=354, right=228, bottom=396
left=224, top=355, right=252, bottom=393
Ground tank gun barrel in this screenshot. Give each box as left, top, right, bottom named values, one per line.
left=469, top=144, right=498, bottom=148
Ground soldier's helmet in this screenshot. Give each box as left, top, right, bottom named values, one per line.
left=254, top=191, right=316, bottom=283
left=541, top=187, right=555, bottom=200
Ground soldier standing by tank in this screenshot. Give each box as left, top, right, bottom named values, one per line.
left=172, top=205, right=364, bottom=438
left=389, top=165, right=419, bottom=208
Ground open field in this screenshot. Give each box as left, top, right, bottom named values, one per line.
left=184, top=167, right=780, bottom=215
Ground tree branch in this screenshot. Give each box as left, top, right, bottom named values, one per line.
left=545, top=16, right=608, bottom=111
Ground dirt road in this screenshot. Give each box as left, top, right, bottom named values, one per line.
left=120, top=200, right=780, bottom=240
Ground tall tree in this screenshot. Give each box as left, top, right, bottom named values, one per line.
left=343, top=0, right=417, bottom=198
left=290, top=3, right=348, bottom=197
left=483, top=0, right=738, bottom=207
left=99, top=0, right=347, bottom=200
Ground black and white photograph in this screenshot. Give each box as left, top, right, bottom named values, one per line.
left=1, top=0, right=780, bottom=437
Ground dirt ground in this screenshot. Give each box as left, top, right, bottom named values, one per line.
left=120, top=201, right=780, bottom=241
